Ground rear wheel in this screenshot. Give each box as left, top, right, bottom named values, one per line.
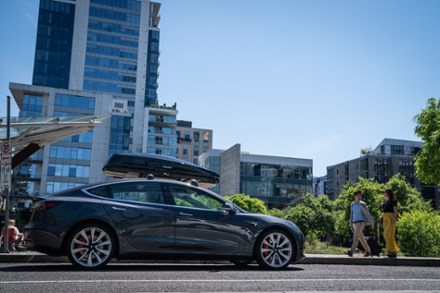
left=66, top=224, right=115, bottom=269
left=255, top=229, right=294, bottom=270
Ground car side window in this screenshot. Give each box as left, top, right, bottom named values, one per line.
left=169, top=185, right=225, bottom=211
left=87, top=185, right=110, bottom=198
left=90, top=182, right=164, bottom=204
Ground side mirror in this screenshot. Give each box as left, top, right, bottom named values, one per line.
left=224, top=202, right=236, bottom=214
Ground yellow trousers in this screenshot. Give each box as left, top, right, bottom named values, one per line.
left=383, top=212, right=399, bottom=253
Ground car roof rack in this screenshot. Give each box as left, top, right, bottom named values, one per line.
left=102, top=153, right=219, bottom=188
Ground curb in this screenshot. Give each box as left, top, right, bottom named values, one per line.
left=298, top=254, right=440, bottom=267
left=0, top=252, right=439, bottom=267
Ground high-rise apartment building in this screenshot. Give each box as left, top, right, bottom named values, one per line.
left=176, top=120, right=213, bottom=165
left=10, top=0, right=179, bottom=196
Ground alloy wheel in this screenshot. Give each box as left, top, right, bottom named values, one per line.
left=257, top=231, right=293, bottom=269
left=69, top=226, right=113, bottom=268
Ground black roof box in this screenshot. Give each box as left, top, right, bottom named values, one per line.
left=103, top=153, right=219, bottom=188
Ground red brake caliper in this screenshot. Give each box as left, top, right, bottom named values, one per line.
left=263, top=243, right=270, bottom=257
left=76, top=236, right=86, bottom=251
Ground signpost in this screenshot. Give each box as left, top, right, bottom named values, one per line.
left=1, top=96, right=11, bottom=253
left=1, top=141, right=12, bottom=189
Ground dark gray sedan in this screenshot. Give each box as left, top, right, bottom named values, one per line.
left=25, top=178, right=305, bottom=270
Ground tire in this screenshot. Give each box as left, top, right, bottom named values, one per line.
left=255, top=229, right=295, bottom=270
left=66, top=223, right=115, bottom=269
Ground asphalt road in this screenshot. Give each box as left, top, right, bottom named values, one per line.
left=0, top=262, right=439, bottom=293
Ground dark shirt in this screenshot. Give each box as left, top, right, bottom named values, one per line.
left=382, top=199, right=396, bottom=213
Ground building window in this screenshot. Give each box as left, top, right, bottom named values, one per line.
left=109, top=116, right=130, bottom=155
left=55, top=93, right=95, bottom=110
left=49, top=146, right=92, bottom=160
left=391, top=145, right=404, bottom=155
left=22, top=94, right=43, bottom=117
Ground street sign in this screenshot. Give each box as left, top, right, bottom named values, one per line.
left=0, top=141, right=12, bottom=189
left=1, top=141, right=11, bottom=154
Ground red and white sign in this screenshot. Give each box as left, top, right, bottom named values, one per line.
left=1, top=141, right=11, bottom=154
left=1, top=141, right=12, bottom=189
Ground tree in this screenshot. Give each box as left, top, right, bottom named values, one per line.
left=225, top=194, right=268, bottom=214
left=385, top=174, right=432, bottom=213
left=414, top=97, right=440, bottom=185
left=360, top=147, right=372, bottom=155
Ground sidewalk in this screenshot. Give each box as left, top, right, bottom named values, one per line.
left=0, top=251, right=439, bottom=267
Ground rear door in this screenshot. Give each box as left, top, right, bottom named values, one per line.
left=165, top=184, right=246, bottom=254
left=88, top=181, right=175, bottom=253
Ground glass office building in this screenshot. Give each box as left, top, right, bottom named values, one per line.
left=10, top=82, right=111, bottom=196
left=200, top=144, right=313, bottom=209
left=32, top=0, right=162, bottom=154
left=13, top=0, right=165, bottom=196
left=32, top=0, right=75, bottom=88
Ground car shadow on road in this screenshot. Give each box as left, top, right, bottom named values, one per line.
left=0, top=263, right=305, bottom=273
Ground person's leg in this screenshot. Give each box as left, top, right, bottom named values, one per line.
left=16, top=234, right=24, bottom=246
left=383, top=213, right=398, bottom=254
left=350, top=223, right=360, bottom=252
left=390, top=221, right=398, bottom=253
left=350, top=222, right=369, bottom=252
left=356, top=223, right=371, bottom=253
left=351, top=223, right=370, bottom=252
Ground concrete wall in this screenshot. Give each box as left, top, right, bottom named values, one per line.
left=220, top=144, right=241, bottom=196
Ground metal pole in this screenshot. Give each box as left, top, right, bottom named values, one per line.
left=1, top=96, right=11, bottom=253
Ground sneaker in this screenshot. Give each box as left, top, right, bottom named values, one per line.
left=344, top=250, right=353, bottom=257
left=364, top=251, right=371, bottom=257
left=386, top=252, right=397, bottom=258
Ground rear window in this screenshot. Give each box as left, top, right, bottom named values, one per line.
left=88, top=185, right=110, bottom=198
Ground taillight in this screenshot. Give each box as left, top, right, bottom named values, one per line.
left=45, top=202, right=59, bottom=209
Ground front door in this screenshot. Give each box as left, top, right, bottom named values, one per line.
left=166, top=184, right=246, bottom=255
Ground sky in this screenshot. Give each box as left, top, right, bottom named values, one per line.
left=1, top=0, right=440, bottom=176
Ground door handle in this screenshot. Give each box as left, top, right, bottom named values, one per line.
left=112, top=206, right=127, bottom=211
left=179, top=212, right=193, bottom=217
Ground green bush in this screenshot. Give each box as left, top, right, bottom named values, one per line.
left=269, top=194, right=336, bottom=238
left=398, top=210, right=440, bottom=257
left=225, top=194, right=268, bottom=214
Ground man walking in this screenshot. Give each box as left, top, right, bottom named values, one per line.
left=345, top=190, right=375, bottom=257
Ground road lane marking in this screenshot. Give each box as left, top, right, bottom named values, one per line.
left=0, top=279, right=439, bottom=284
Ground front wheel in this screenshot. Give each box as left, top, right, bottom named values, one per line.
left=255, top=230, right=294, bottom=270
left=66, top=224, right=115, bottom=269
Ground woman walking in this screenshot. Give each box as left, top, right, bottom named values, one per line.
left=379, top=189, right=399, bottom=258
